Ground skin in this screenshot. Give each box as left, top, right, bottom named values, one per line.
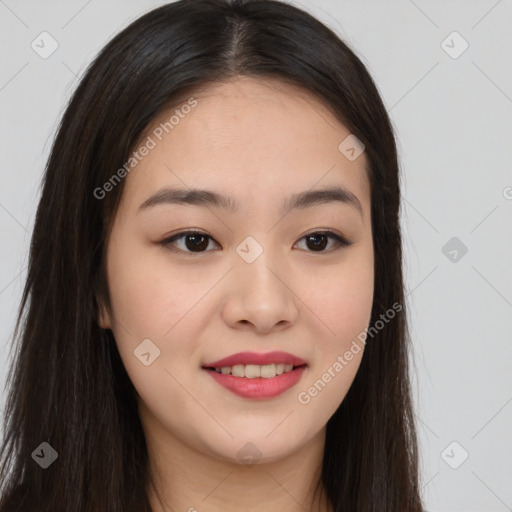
left=98, top=76, right=374, bottom=512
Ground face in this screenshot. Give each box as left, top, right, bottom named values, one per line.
left=99, top=77, right=374, bottom=465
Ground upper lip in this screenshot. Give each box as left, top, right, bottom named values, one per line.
left=202, top=351, right=308, bottom=368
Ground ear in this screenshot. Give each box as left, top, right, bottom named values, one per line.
left=97, top=300, right=112, bottom=330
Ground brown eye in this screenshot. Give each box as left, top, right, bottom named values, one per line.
left=182, top=233, right=210, bottom=251
left=160, top=230, right=351, bottom=255
left=295, top=231, right=351, bottom=253
left=160, top=231, right=219, bottom=254
left=305, top=233, right=329, bottom=251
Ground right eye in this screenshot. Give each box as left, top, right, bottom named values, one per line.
left=159, top=230, right=220, bottom=254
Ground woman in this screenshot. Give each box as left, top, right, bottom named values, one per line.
left=0, top=0, right=424, bottom=510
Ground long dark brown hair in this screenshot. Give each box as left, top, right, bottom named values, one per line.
left=0, top=1, right=424, bottom=510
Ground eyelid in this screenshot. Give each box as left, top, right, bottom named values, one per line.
left=159, top=229, right=352, bottom=255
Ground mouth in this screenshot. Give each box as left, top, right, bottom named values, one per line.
left=202, top=363, right=307, bottom=379
left=201, top=351, right=308, bottom=399
left=202, top=350, right=308, bottom=371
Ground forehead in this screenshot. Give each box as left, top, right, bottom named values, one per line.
left=120, top=77, right=370, bottom=216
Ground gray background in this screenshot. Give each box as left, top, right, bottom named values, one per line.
left=1, top=1, right=511, bottom=510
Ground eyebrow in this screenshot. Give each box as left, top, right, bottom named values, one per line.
left=137, top=185, right=363, bottom=219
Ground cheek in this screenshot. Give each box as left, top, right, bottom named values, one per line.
left=307, top=248, right=374, bottom=351
left=106, top=240, right=196, bottom=338
left=295, top=248, right=374, bottom=423
left=105, top=236, right=215, bottom=384
left=330, top=268, right=374, bottom=342
left=104, top=243, right=200, bottom=415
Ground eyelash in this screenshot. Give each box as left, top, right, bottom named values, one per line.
left=159, top=229, right=352, bottom=255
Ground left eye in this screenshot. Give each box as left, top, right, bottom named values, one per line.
left=160, top=230, right=351, bottom=255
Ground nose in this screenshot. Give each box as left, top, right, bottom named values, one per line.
left=221, top=248, right=299, bottom=334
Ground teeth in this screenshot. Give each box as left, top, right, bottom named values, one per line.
left=231, top=364, right=245, bottom=377
left=214, top=363, right=295, bottom=378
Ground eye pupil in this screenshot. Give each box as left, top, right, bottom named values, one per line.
left=306, top=234, right=327, bottom=251
left=186, top=234, right=209, bottom=251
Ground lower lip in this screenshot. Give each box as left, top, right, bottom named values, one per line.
left=203, top=366, right=307, bottom=399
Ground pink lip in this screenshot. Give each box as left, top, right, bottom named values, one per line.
left=204, top=366, right=307, bottom=400
left=201, top=351, right=308, bottom=400
left=202, top=351, right=307, bottom=368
